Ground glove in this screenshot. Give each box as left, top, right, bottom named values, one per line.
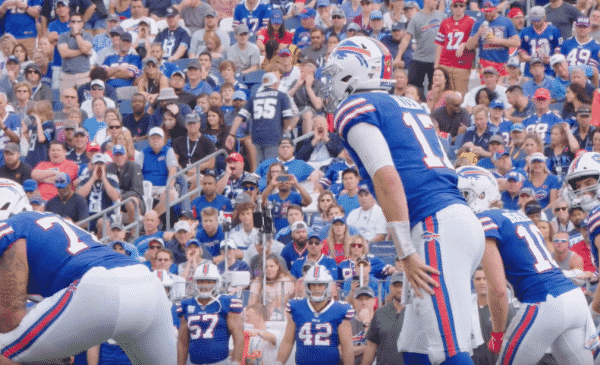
left=487, top=331, right=504, bottom=354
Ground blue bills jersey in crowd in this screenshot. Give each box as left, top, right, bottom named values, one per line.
left=470, top=16, right=518, bottom=63
left=233, top=2, right=271, bottom=33
left=477, top=209, right=576, bottom=303
left=319, top=158, right=356, bottom=195
left=287, top=298, right=355, bottom=365
left=334, top=93, right=465, bottom=227
left=561, top=37, right=600, bottom=69
left=176, top=295, right=243, bottom=364
left=291, top=254, right=339, bottom=280
left=522, top=111, right=563, bottom=145
left=337, top=254, right=392, bottom=281
left=519, top=24, right=562, bottom=76
left=102, top=53, right=142, bottom=88
left=586, top=205, right=600, bottom=267
left=0, top=211, right=136, bottom=298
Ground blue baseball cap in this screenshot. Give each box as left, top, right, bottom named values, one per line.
left=481, top=0, right=498, bottom=11
left=317, top=0, right=330, bottom=6
left=271, top=9, right=283, bottom=24
left=300, top=7, right=316, bottom=18
left=510, top=123, right=525, bottom=132
left=489, top=99, right=504, bottom=109
left=332, top=216, right=346, bottom=224
left=55, top=173, right=71, bottom=189
left=112, top=144, right=126, bottom=155
left=233, top=90, right=247, bottom=101
left=492, top=150, right=509, bottom=162
left=29, top=196, right=45, bottom=205
left=506, top=171, right=524, bottom=183
left=23, top=179, right=37, bottom=192
left=370, top=9, right=383, bottom=20
left=186, top=239, right=201, bottom=248
left=308, top=233, right=321, bottom=241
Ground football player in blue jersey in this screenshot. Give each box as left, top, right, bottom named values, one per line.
left=458, top=165, right=598, bottom=365
left=0, top=178, right=176, bottom=365
left=322, top=36, right=486, bottom=365
left=176, top=263, right=244, bottom=365
left=276, top=264, right=354, bottom=365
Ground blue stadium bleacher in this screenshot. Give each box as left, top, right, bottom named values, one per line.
left=173, top=58, right=191, bottom=71
left=119, top=100, right=133, bottom=115
left=52, top=89, right=63, bottom=112
left=370, top=241, right=396, bottom=259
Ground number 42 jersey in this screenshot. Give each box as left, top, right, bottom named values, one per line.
left=287, top=298, right=354, bottom=365
left=334, top=93, right=465, bottom=227
left=0, top=211, right=136, bottom=298
left=477, top=209, right=576, bottom=303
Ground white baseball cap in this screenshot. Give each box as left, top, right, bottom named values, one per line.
left=149, top=127, right=164, bottom=138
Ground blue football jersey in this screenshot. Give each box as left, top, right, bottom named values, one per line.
left=519, top=24, right=562, bottom=76
left=522, top=111, right=563, bottom=145
left=0, top=211, right=136, bottom=297
left=561, top=37, right=600, bottom=69
left=176, top=295, right=243, bottom=364
left=337, top=254, right=391, bottom=281
left=287, top=298, right=354, bottom=365
left=233, top=2, right=271, bottom=33
left=334, top=93, right=465, bottom=227
left=477, top=209, right=576, bottom=303
left=587, top=205, right=600, bottom=267
left=290, top=254, right=339, bottom=280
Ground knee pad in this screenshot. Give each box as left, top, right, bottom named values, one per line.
left=440, top=352, right=474, bottom=365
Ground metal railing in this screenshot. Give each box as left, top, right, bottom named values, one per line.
left=165, top=148, right=229, bottom=230
left=76, top=196, right=141, bottom=243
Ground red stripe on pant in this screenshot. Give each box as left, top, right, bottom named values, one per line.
left=502, top=306, right=537, bottom=365
left=3, top=283, right=77, bottom=358
left=425, top=216, right=457, bottom=358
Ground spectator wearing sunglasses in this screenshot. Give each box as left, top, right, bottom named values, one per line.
left=338, top=235, right=394, bottom=282
left=551, top=200, right=575, bottom=233
left=290, top=234, right=339, bottom=280
left=342, top=254, right=389, bottom=306
left=80, top=79, right=116, bottom=117
left=500, top=171, right=524, bottom=210
left=550, top=231, right=590, bottom=286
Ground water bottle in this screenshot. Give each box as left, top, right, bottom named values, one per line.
left=482, top=21, right=492, bottom=40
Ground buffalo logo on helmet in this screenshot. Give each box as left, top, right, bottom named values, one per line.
left=333, top=41, right=372, bottom=67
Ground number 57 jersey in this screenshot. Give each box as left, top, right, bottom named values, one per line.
left=334, top=93, right=465, bottom=227
left=0, top=211, right=136, bottom=298
left=477, top=209, right=576, bottom=303
left=288, top=298, right=354, bottom=365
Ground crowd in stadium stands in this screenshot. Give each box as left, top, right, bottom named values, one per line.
left=2, top=0, right=600, bottom=362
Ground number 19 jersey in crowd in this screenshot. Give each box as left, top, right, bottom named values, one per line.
left=0, top=211, right=136, bottom=297
left=334, top=92, right=485, bottom=364
left=287, top=298, right=354, bottom=365
left=176, top=295, right=243, bottom=364
left=477, top=208, right=597, bottom=365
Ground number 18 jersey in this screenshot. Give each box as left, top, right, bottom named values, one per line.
left=334, top=93, right=465, bottom=228
left=0, top=211, right=136, bottom=298
left=477, top=209, right=576, bottom=303
left=287, top=298, right=354, bottom=365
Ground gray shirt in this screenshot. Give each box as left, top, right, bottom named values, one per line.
left=406, top=10, right=446, bottom=62
left=181, top=2, right=215, bottom=35
left=189, top=28, right=231, bottom=56
left=544, top=2, right=582, bottom=39
left=365, top=302, right=405, bottom=365
left=301, top=45, right=328, bottom=65
left=58, top=31, right=94, bottom=74
left=226, top=42, right=261, bottom=71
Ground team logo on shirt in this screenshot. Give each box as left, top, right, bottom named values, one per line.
left=421, top=19, right=441, bottom=32
left=188, top=305, right=196, bottom=313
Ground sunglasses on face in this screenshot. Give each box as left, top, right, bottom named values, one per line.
left=243, top=186, right=256, bottom=191
left=108, top=125, right=122, bottom=129
left=554, top=207, right=568, bottom=212
left=332, top=15, right=343, bottom=19
left=149, top=245, right=161, bottom=249
left=553, top=239, right=568, bottom=243
left=26, top=70, right=39, bottom=74
left=91, top=86, right=104, bottom=91
left=452, top=3, right=465, bottom=7
left=308, top=240, right=321, bottom=245
left=350, top=243, right=363, bottom=248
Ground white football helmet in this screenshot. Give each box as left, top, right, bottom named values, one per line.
left=0, top=178, right=32, bottom=220
left=322, top=36, right=394, bottom=113
left=457, top=166, right=501, bottom=214
left=303, top=265, right=333, bottom=303
left=193, top=263, right=222, bottom=299
left=565, top=152, right=600, bottom=211
left=154, top=269, right=175, bottom=289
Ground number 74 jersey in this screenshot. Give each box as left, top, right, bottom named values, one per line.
left=477, top=209, right=576, bottom=303
left=288, top=298, right=355, bottom=365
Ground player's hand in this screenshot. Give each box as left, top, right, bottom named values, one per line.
left=225, top=135, right=235, bottom=150
left=402, top=253, right=440, bottom=298
left=165, top=103, right=179, bottom=115
left=488, top=331, right=504, bottom=354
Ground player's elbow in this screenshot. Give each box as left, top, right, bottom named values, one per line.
left=488, top=285, right=508, bottom=301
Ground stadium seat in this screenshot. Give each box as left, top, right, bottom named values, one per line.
left=115, top=86, right=139, bottom=102
left=239, top=70, right=265, bottom=87
left=52, top=89, right=63, bottom=112
left=370, top=241, right=396, bottom=258
left=173, top=58, right=191, bottom=71
left=119, top=100, right=133, bottom=115
left=284, top=16, right=300, bottom=31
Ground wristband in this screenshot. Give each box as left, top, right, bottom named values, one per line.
left=387, top=221, right=415, bottom=259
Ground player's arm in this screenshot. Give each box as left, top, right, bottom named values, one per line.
left=359, top=340, right=377, bottom=365
left=481, top=237, right=509, bottom=353
left=338, top=319, right=354, bottom=365
left=590, top=235, right=600, bottom=316
left=177, top=317, right=190, bottom=365
left=394, top=32, right=413, bottom=67
left=275, top=311, right=296, bottom=365
left=346, top=123, right=439, bottom=298
left=86, top=345, right=100, bottom=365
left=227, top=311, right=244, bottom=363
left=0, top=238, right=28, bottom=334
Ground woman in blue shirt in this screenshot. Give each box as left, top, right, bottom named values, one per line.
left=544, top=123, right=579, bottom=183
left=523, top=152, right=561, bottom=209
